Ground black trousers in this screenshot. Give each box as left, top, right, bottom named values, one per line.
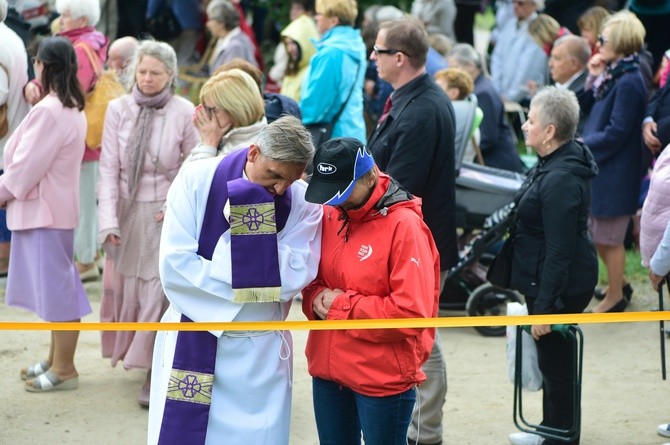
left=525, top=290, right=592, bottom=445
left=117, top=0, right=147, bottom=37
left=454, top=4, right=479, bottom=46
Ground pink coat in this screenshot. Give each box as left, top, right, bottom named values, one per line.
left=60, top=26, right=109, bottom=161
left=97, top=94, right=198, bottom=235
left=640, top=146, right=670, bottom=266
left=0, top=93, right=86, bottom=230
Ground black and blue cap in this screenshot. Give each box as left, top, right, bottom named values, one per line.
left=305, top=137, right=375, bottom=206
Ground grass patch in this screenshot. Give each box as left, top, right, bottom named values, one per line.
left=597, top=248, right=647, bottom=286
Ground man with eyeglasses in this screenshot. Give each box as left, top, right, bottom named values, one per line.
left=367, top=16, right=457, bottom=445
left=490, top=0, right=548, bottom=104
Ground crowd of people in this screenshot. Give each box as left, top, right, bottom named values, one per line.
left=2, top=0, right=670, bottom=444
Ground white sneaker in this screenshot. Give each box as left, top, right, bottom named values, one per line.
left=659, top=423, right=670, bottom=437
left=508, top=432, right=544, bottom=445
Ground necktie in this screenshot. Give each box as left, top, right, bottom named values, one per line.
left=378, top=96, right=393, bottom=124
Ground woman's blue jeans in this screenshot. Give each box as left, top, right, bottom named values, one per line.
left=312, top=377, right=416, bottom=445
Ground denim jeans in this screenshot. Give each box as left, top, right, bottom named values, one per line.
left=312, top=377, right=416, bottom=445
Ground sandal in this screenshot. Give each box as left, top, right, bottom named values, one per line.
left=25, top=370, right=78, bottom=392
left=20, top=360, right=51, bottom=381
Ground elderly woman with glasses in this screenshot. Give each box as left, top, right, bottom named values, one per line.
left=580, top=10, right=648, bottom=313
left=187, top=68, right=267, bottom=162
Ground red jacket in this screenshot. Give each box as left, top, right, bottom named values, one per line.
left=302, top=171, right=440, bottom=397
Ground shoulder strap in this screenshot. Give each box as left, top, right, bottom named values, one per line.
left=332, top=58, right=362, bottom=124
left=75, top=41, right=103, bottom=79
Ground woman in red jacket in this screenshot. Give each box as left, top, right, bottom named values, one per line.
left=303, top=137, right=440, bottom=445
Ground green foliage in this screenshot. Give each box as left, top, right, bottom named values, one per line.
left=474, top=6, right=496, bottom=31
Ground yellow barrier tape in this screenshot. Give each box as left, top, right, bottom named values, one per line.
left=0, top=311, right=668, bottom=331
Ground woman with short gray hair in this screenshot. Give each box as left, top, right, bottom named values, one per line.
left=97, top=39, right=199, bottom=408
left=205, top=0, right=258, bottom=74
left=507, top=85, right=598, bottom=445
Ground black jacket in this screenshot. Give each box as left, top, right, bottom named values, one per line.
left=510, top=140, right=599, bottom=314
left=368, top=73, right=458, bottom=270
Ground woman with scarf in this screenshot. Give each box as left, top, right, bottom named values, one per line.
left=97, top=40, right=199, bottom=407
left=580, top=10, right=647, bottom=313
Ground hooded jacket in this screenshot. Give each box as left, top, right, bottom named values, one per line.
left=279, top=14, right=318, bottom=102
left=60, top=26, right=109, bottom=160
left=302, top=171, right=440, bottom=397
left=510, top=140, right=599, bottom=314
left=300, top=25, right=366, bottom=142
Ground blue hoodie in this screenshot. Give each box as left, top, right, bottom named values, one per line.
left=300, top=25, right=367, bottom=142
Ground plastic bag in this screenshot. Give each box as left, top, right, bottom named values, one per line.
left=506, top=302, right=542, bottom=391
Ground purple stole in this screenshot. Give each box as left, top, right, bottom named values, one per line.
left=157, top=147, right=292, bottom=444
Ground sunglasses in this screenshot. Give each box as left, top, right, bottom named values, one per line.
left=597, top=34, right=608, bottom=45
left=373, top=45, right=411, bottom=58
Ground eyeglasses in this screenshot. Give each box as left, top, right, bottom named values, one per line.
left=204, top=105, right=219, bottom=117
left=596, top=34, right=608, bottom=46
left=373, top=45, right=411, bottom=58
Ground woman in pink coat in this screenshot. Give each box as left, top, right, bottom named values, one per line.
left=97, top=40, right=198, bottom=407
left=1, top=36, right=89, bottom=392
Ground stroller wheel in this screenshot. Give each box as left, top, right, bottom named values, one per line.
left=465, top=283, right=522, bottom=337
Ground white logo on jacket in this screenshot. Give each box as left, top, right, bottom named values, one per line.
left=410, top=257, right=420, bottom=267
left=357, top=245, right=373, bottom=261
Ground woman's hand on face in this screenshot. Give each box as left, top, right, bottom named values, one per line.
left=587, top=53, right=606, bottom=77
left=530, top=324, right=551, bottom=340
left=193, top=104, right=232, bottom=147
left=105, top=234, right=121, bottom=246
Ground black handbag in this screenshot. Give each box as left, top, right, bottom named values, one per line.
left=147, top=2, right=182, bottom=42
left=486, top=225, right=515, bottom=289
left=486, top=168, right=536, bottom=289
left=306, top=123, right=334, bottom=149
left=305, top=60, right=361, bottom=148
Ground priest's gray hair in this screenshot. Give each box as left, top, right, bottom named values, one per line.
left=255, top=115, right=314, bottom=165
left=531, top=86, right=579, bottom=142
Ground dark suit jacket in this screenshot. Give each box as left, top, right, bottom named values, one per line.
left=474, top=74, right=524, bottom=172
left=565, top=70, right=588, bottom=137
left=367, top=73, right=458, bottom=270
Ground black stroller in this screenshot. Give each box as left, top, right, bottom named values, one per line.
left=439, top=100, right=526, bottom=336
